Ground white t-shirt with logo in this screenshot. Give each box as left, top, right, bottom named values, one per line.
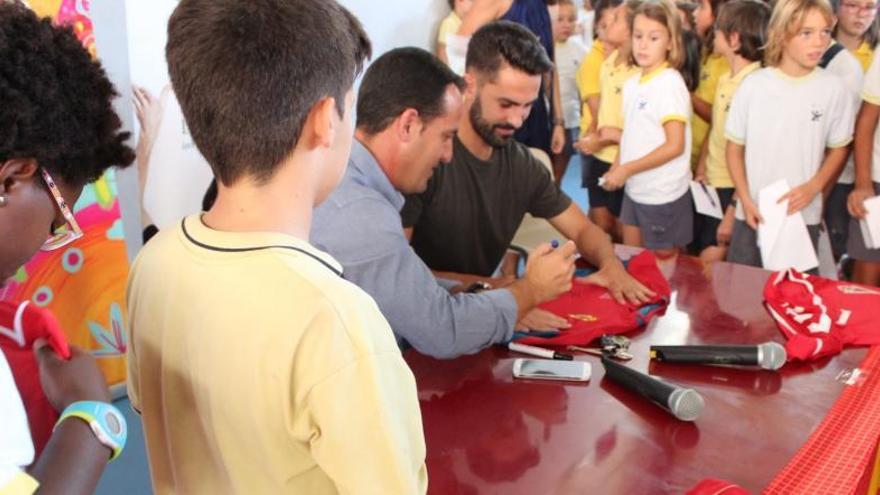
left=555, top=38, right=588, bottom=129
left=861, top=49, right=880, bottom=181
left=619, top=67, right=693, bottom=205
left=725, top=68, right=854, bottom=224
left=825, top=47, right=864, bottom=184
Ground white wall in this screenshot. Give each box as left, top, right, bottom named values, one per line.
left=92, top=0, right=450, bottom=256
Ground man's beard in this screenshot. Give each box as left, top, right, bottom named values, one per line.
left=469, top=95, right=516, bottom=148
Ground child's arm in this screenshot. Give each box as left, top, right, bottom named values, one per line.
left=457, top=0, right=505, bottom=36
left=694, top=129, right=710, bottom=183
left=726, top=141, right=762, bottom=228
left=437, top=43, right=448, bottom=64
left=600, top=120, right=686, bottom=190
left=692, top=95, right=712, bottom=122
left=717, top=201, right=737, bottom=245
left=778, top=146, right=848, bottom=215
left=551, top=68, right=566, bottom=154
left=848, top=100, right=880, bottom=218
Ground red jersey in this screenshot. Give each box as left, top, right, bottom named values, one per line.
left=0, top=301, right=70, bottom=456
left=763, top=269, right=880, bottom=361
left=517, top=251, right=671, bottom=347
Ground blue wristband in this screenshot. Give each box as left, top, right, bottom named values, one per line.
left=55, top=401, right=127, bottom=461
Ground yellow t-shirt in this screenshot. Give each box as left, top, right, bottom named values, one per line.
left=705, top=61, right=761, bottom=188
left=576, top=40, right=605, bottom=135
left=127, top=215, right=427, bottom=495
left=852, top=40, right=874, bottom=73
left=0, top=472, right=38, bottom=495
left=594, top=50, right=640, bottom=163
left=437, top=12, right=461, bottom=45
left=692, top=53, right=730, bottom=166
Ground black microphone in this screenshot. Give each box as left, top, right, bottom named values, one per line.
left=601, top=356, right=704, bottom=421
left=649, top=342, right=786, bottom=371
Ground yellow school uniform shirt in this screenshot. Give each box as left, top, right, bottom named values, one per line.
left=594, top=49, right=640, bottom=163
left=692, top=53, right=730, bottom=166
left=437, top=11, right=461, bottom=45
left=576, top=40, right=605, bottom=135
left=126, top=215, right=427, bottom=495
left=852, top=40, right=875, bottom=73
left=0, top=473, right=37, bottom=495
left=705, top=61, right=761, bottom=188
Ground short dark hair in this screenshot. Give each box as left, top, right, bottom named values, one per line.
left=0, top=2, right=134, bottom=187
left=448, top=0, right=456, bottom=10
left=166, top=0, right=371, bottom=186
left=465, top=21, right=554, bottom=79
left=594, top=0, right=625, bottom=39
left=357, top=48, right=465, bottom=135
left=715, top=0, right=771, bottom=62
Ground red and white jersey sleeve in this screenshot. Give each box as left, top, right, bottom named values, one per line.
left=763, top=269, right=880, bottom=360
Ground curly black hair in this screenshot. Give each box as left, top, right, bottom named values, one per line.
left=0, top=1, right=134, bottom=187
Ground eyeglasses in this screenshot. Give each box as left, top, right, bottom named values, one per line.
left=841, top=2, right=877, bottom=14
left=40, top=168, right=83, bottom=252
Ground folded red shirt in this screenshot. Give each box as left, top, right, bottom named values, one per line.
left=0, top=301, right=70, bottom=457
left=763, top=269, right=880, bottom=361
left=516, top=251, right=671, bottom=347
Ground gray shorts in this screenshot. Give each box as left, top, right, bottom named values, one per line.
left=847, top=182, right=880, bottom=262
left=727, top=219, right=821, bottom=272
left=620, top=191, right=693, bottom=249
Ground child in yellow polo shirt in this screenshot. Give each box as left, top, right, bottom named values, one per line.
left=575, top=0, right=623, bottom=138
left=692, top=0, right=734, bottom=167
left=578, top=0, right=641, bottom=238
left=437, top=0, right=474, bottom=65
left=833, top=0, right=877, bottom=71
left=575, top=0, right=622, bottom=230
left=692, top=0, right=770, bottom=262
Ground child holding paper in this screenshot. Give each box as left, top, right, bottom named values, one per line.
left=724, top=0, right=854, bottom=268
left=691, top=0, right=770, bottom=263
left=847, top=49, right=880, bottom=285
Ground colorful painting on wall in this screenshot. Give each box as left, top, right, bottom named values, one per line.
left=1, top=0, right=129, bottom=386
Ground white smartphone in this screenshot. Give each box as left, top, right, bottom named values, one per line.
left=512, top=358, right=591, bottom=382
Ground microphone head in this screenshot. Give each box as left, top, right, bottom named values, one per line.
left=668, top=388, right=705, bottom=421
left=757, top=342, right=787, bottom=371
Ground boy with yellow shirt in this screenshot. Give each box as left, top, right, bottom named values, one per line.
left=692, top=0, right=770, bottom=262
left=126, top=1, right=428, bottom=493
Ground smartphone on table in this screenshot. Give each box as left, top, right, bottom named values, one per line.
left=512, top=358, right=591, bottom=382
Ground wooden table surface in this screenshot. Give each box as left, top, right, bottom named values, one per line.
left=405, top=253, right=867, bottom=494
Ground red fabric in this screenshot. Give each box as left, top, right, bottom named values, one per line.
left=764, top=347, right=880, bottom=494
left=686, top=478, right=751, bottom=495
left=0, top=301, right=70, bottom=457
left=517, top=251, right=671, bottom=346
left=763, top=269, right=880, bottom=361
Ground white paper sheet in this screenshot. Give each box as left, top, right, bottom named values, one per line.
left=859, top=196, right=880, bottom=249
left=757, top=179, right=819, bottom=272
left=690, top=181, right=724, bottom=219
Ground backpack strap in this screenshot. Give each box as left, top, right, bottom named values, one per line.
left=819, top=43, right=846, bottom=69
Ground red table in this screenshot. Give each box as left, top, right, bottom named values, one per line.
left=405, top=254, right=867, bottom=494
